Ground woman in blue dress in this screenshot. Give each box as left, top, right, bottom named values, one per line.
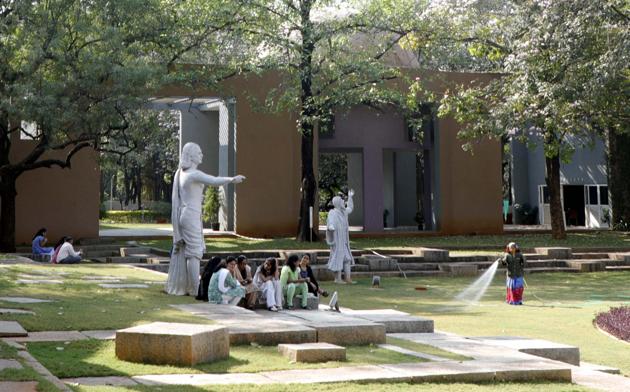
left=31, top=228, right=53, bottom=255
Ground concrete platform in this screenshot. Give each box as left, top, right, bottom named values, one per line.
left=565, top=260, right=605, bottom=272
left=438, top=263, right=479, bottom=276
left=0, top=321, right=28, bottom=337
left=341, top=309, right=434, bottom=333
left=278, top=342, right=346, bottom=363
left=412, top=248, right=449, bottom=262
left=535, top=247, right=572, bottom=259
left=471, top=336, right=580, bottom=366
left=115, top=322, right=229, bottom=365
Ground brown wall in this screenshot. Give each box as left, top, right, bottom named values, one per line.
left=161, top=72, right=303, bottom=237
left=11, top=139, right=100, bottom=245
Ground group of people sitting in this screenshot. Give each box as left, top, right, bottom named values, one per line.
left=196, top=253, right=328, bottom=312
left=31, top=228, right=83, bottom=264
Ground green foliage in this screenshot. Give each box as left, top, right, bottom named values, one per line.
left=101, top=210, right=169, bottom=224
left=202, top=187, right=222, bottom=224
left=318, top=153, right=348, bottom=210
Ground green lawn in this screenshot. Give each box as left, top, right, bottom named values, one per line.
left=28, top=340, right=426, bottom=378
left=137, top=231, right=630, bottom=252
left=329, top=271, right=630, bottom=375
left=69, top=381, right=593, bottom=392
left=1, top=262, right=628, bottom=390
left=0, top=264, right=212, bottom=331
left=0, top=341, right=61, bottom=392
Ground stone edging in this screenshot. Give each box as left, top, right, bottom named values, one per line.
left=593, top=322, right=630, bottom=346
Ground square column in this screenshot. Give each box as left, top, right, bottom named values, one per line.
left=363, top=146, right=384, bottom=232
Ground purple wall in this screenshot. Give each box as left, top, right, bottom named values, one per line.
left=319, top=106, right=420, bottom=232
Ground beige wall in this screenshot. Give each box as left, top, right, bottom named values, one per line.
left=11, top=139, right=100, bottom=245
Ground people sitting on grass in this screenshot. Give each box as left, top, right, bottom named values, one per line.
left=280, top=254, right=309, bottom=310
left=254, top=257, right=283, bottom=312
left=207, top=257, right=245, bottom=305
left=32, top=228, right=53, bottom=255
left=50, top=237, right=66, bottom=264
left=196, top=256, right=222, bottom=301
left=299, top=254, right=328, bottom=298
left=501, top=242, right=526, bottom=305
left=234, top=255, right=258, bottom=310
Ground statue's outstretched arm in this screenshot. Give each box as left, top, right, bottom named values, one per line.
left=192, top=171, right=246, bottom=186
left=346, top=189, right=354, bottom=215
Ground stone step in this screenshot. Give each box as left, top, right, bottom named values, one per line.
left=83, top=250, right=120, bottom=258
left=397, top=263, right=439, bottom=271
left=119, top=247, right=152, bottom=257
left=525, top=267, right=581, bottom=274
left=77, top=238, right=117, bottom=245
left=525, top=260, right=573, bottom=268
left=605, top=265, right=630, bottom=271
left=572, top=252, right=611, bottom=260
left=106, top=255, right=167, bottom=264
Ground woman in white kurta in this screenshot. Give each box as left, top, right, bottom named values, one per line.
left=165, top=142, right=245, bottom=296
left=253, top=258, right=283, bottom=311
left=326, top=190, right=355, bottom=283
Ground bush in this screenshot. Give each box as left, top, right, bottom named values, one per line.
left=203, top=187, right=221, bottom=224
left=513, top=203, right=539, bottom=225
left=595, top=306, right=630, bottom=342
left=101, top=210, right=170, bottom=223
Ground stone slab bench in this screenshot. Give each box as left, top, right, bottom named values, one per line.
left=278, top=342, right=346, bottom=363
left=341, top=309, right=434, bottom=333
left=292, top=294, right=319, bottom=310
left=608, top=253, right=630, bottom=263
left=438, top=263, right=479, bottom=276
left=364, top=256, right=398, bottom=271
left=412, top=248, right=449, bottom=262
left=0, top=321, right=28, bottom=337
left=565, top=260, right=605, bottom=272
left=29, top=254, right=52, bottom=262
left=280, top=311, right=387, bottom=345
left=115, top=322, right=229, bottom=365
left=535, top=247, right=572, bottom=259
left=472, top=336, right=580, bottom=366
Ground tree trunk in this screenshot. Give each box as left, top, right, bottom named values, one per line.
left=296, top=0, right=318, bottom=242
left=608, top=130, right=630, bottom=230
left=0, top=176, right=17, bottom=252
left=545, top=154, right=566, bottom=239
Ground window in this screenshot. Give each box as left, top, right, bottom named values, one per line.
left=20, top=121, right=40, bottom=140
left=588, top=186, right=598, bottom=205
left=541, top=186, right=550, bottom=204
left=600, top=186, right=609, bottom=205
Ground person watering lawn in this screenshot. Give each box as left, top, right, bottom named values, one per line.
left=501, top=242, right=526, bottom=305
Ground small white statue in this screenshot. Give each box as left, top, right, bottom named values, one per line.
left=326, top=189, right=355, bottom=284
left=165, top=142, right=245, bottom=296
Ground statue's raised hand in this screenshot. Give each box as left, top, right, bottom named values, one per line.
left=348, top=189, right=355, bottom=198
left=231, top=175, right=246, bottom=184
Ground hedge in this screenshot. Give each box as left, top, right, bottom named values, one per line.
left=101, top=210, right=170, bottom=224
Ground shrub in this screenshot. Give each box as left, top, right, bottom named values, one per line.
left=595, top=306, right=630, bottom=342
left=101, top=210, right=169, bottom=223
left=202, top=188, right=221, bottom=224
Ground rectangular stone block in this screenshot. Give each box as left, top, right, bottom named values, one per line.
left=438, top=263, right=478, bottom=276
left=365, top=256, right=397, bottom=271
left=535, top=247, right=572, bottom=259
left=278, top=342, right=346, bottom=363
left=316, top=323, right=386, bottom=345
left=344, top=310, right=434, bottom=333
left=0, top=321, right=28, bottom=337
left=565, top=260, right=605, bottom=272
left=292, top=294, right=319, bottom=310
left=120, top=247, right=152, bottom=257
left=115, top=322, right=229, bottom=366
left=609, top=253, right=630, bottom=262
left=413, top=248, right=449, bottom=262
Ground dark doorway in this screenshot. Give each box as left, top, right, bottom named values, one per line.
left=563, top=185, right=585, bottom=226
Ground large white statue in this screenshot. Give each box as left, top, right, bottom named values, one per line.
left=165, top=142, right=245, bottom=296
left=326, top=190, right=355, bottom=284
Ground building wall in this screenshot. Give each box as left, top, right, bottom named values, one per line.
left=394, top=151, right=418, bottom=226
left=180, top=110, right=220, bottom=176
left=11, top=139, right=100, bottom=245
left=512, top=134, right=608, bottom=209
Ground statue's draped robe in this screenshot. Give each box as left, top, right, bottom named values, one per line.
left=165, top=168, right=232, bottom=296
left=326, top=197, right=354, bottom=272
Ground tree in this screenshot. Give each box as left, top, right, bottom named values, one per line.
left=318, top=153, right=347, bottom=210
left=0, top=0, right=245, bottom=251
left=238, top=0, right=426, bottom=241
left=413, top=0, right=629, bottom=239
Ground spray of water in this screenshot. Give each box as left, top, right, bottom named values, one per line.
left=454, top=259, right=500, bottom=306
